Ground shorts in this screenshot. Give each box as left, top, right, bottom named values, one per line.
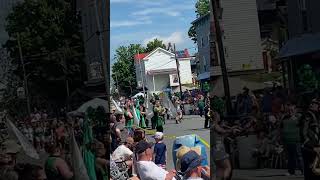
left=213, top=142, right=229, bottom=161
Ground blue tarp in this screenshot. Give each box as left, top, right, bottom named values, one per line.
left=172, top=134, right=208, bottom=169
left=279, top=33, right=320, bottom=58
left=197, top=72, right=210, bottom=80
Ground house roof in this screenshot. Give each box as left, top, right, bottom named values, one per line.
left=134, top=53, right=148, bottom=60
left=143, top=47, right=174, bottom=59
left=133, top=47, right=191, bottom=61
left=191, top=13, right=210, bottom=25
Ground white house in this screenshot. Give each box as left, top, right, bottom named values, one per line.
left=134, top=47, right=193, bottom=93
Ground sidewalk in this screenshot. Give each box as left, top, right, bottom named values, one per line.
left=232, top=169, right=304, bottom=180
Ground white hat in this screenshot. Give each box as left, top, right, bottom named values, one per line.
left=153, top=132, right=164, bottom=139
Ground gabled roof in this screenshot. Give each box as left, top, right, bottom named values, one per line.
left=133, top=47, right=191, bottom=61
left=143, top=47, right=175, bottom=60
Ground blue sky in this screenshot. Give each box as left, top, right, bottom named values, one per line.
left=110, top=0, right=198, bottom=63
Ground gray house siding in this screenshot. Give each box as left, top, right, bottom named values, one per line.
left=287, top=0, right=303, bottom=38
left=193, top=14, right=210, bottom=77
left=306, top=0, right=320, bottom=33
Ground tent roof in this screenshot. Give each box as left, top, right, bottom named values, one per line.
left=211, top=76, right=265, bottom=97
left=278, top=33, right=320, bottom=59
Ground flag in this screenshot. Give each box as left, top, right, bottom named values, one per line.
left=163, top=93, right=177, bottom=118
left=111, top=98, right=123, bottom=113
left=132, top=106, right=140, bottom=125
left=70, top=131, right=90, bottom=180
left=82, top=113, right=97, bottom=180
left=6, top=119, right=39, bottom=159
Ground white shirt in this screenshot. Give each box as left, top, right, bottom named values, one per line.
left=112, top=145, right=133, bottom=161
left=136, top=160, right=176, bottom=180
left=186, top=178, right=204, bottom=180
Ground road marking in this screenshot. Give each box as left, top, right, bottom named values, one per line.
left=194, top=134, right=210, bottom=149
left=134, top=128, right=211, bottom=148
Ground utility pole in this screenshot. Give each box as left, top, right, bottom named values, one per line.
left=173, top=44, right=183, bottom=101
left=115, top=73, right=119, bottom=91
left=94, top=0, right=109, bottom=103
left=62, top=49, right=70, bottom=111
left=17, top=33, right=31, bottom=115
left=138, top=50, right=146, bottom=99
left=211, top=0, right=232, bottom=114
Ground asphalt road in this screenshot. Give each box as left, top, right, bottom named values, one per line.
left=145, top=115, right=210, bottom=170
left=232, top=169, right=303, bottom=180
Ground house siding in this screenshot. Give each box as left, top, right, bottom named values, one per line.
left=194, top=15, right=210, bottom=76
left=144, top=50, right=176, bottom=71
left=221, top=0, right=264, bottom=72
left=307, top=0, right=320, bottom=33
left=179, top=60, right=193, bottom=84
left=138, top=48, right=193, bottom=92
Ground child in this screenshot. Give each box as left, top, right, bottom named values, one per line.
left=153, top=132, right=167, bottom=169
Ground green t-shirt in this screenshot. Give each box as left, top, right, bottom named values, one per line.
left=198, top=100, right=205, bottom=110
left=282, top=114, right=301, bottom=144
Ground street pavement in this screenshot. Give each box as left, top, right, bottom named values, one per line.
left=145, top=115, right=210, bottom=170
left=232, top=169, right=303, bottom=180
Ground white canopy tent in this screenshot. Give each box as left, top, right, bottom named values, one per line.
left=211, top=77, right=266, bottom=97
left=68, top=98, right=109, bottom=116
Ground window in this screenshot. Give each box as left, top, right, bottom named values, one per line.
left=224, top=47, right=228, bottom=57
left=203, top=56, right=207, bottom=72
left=299, top=0, right=306, bottom=10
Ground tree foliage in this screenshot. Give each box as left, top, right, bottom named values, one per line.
left=3, top=0, right=85, bottom=112
left=145, top=39, right=166, bottom=53
left=188, top=0, right=210, bottom=43
left=111, top=44, right=145, bottom=96
left=195, top=0, right=210, bottom=17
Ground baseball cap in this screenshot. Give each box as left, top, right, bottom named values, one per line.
left=134, top=140, right=154, bottom=154
left=180, top=150, right=203, bottom=173
left=176, top=146, right=201, bottom=171
left=153, top=132, right=164, bottom=139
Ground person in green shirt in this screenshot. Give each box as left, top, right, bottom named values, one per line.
left=154, top=100, right=165, bottom=132
left=124, top=102, right=134, bottom=129
left=138, top=101, right=147, bottom=128
left=280, top=99, right=304, bottom=176
left=198, top=95, right=205, bottom=117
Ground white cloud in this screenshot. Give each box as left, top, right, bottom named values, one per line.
left=132, top=5, right=193, bottom=17
left=110, top=0, right=131, bottom=3
left=143, top=31, right=185, bottom=46
left=110, top=19, right=152, bottom=28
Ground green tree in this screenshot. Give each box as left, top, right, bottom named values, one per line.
left=112, top=44, right=145, bottom=96
left=145, top=38, right=166, bottom=53
left=188, top=0, right=210, bottom=43
left=3, top=0, right=85, bottom=113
